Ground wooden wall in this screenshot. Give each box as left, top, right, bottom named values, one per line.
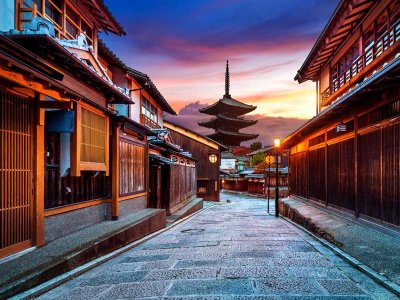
left=166, top=164, right=196, bottom=213
left=289, top=98, right=400, bottom=227
left=168, top=128, right=220, bottom=201
left=0, top=90, right=33, bottom=257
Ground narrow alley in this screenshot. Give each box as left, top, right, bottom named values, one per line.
left=35, top=193, right=397, bottom=299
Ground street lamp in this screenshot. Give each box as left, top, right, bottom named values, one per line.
left=265, top=154, right=273, bottom=214
left=273, top=137, right=281, bottom=217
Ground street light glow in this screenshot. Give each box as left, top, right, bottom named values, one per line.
left=273, top=137, right=281, bottom=148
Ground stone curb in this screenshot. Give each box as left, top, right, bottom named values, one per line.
left=281, top=215, right=400, bottom=297
left=10, top=204, right=218, bottom=300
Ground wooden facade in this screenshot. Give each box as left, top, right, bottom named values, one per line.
left=164, top=120, right=226, bottom=201
left=285, top=0, right=400, bottom=228
left=0, top=0, right=157, bottom=258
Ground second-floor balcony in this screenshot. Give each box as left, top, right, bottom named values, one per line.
left=321, top=19, right=400, bottom=107
left=141, top=114, right=161, bottom=129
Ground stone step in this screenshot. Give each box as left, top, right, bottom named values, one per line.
left=0, top=208, right=166, bottom=299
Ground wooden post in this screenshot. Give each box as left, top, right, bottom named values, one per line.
left=379, top=126, right=383, bottom=222
left=324, top=131, right=328, bottom=206
left=111, top=124, right=120, bottom=220
left=34, top=93, right=45, bottom=246
left=70, top=102, right=81, bottom=176
left=316, top=80, right=319, bottom=115
left=354, top=116, right=359, bottom=218
left=145, top=137, right=149, bottom=207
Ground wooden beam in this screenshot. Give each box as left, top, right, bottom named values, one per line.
left=39, top=101, right=73, bottom=110
left=0, top=66, right=70, bottom=101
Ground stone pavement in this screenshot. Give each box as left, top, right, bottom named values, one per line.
left=280, top=197, right=400, bottom=287
left=35, top=193, right=398, bottom=299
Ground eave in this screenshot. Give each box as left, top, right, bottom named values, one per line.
left=113, top=115, right=156, bottom=137
left=7, top=34, right=133, bottom=105
left=199, top=114, right=258, bottom=129
left=164, top=119, right=227, bottom=151
left=0, top=35, right=115, bottom=109
left=80, top=0, right=126, bottom=35
left=207, top=129, right=259, bottom=141
left=126, top=67, right=176, bottom=115
left=200, top=96, right=257, bottom=116
left=295, top=0, right=376, bottom=83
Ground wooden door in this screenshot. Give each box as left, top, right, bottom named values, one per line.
left=0, top=90, right=34, bottom=258
left=148, top=165, right=161, bottom=209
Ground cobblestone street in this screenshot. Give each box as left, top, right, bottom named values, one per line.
left=37, top=194, right=398, bottom=299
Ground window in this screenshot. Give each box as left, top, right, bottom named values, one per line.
left=141, top=96, right=159, bottom=128
left=119, top=141, right=145, bottom=195
left=20, top=0, right=94, bottom=44
left=80, top=106, right=108, bottom=169
left=45, top=0, right=63, bottom=28
left=331, top=41, right=360, bottom=91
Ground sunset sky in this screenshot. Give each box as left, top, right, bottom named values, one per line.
left=101, top=0, right=339, bottom=120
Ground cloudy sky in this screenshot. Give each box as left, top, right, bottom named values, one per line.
left=101, top=0, right=338, bottom=143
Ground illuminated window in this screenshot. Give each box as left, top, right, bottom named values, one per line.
left=80, top=107, right=107, bottom=166
left=209, top=154, right=218, bottom=164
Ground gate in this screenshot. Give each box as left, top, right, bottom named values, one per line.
left=0, top=90, right=33, bottom=258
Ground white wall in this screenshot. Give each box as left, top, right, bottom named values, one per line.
left=0, top=0, right=15, bottom=31
left=129, top=89, right=141, bottom=123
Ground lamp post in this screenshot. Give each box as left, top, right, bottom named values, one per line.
left=273, top=137, right=281, bottom=217
left=265, top=155, right=273, bottom=214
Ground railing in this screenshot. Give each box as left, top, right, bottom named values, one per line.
left=141, top=114, right=161, bottom=129
left=321, top=19, right=400, bottom=106
left=17, top=2, right=90, bottom=42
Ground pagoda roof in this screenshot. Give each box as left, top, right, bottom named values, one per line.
left=207, top=129, right=259, bottom=143
left=200, top=96, right=256, bottom=116
left=199, top=114, right=257, bottom=129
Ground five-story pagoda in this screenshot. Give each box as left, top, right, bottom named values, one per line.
left=199, top=61, right=258, bottom=147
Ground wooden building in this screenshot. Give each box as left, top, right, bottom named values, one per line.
left=199, top=61, right=258, bottom=147
left=0, top=0, right=166, bottom=259
left=98, top=43, right=199, bottom=216
left=164, top=120, right=227, bottom=202
left=283, top=0, right=400, bottom=228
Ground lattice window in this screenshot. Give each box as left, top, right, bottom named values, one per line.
left=19, top=0, right=94, bottom=44
left=80, top=106, right=108, bottom=168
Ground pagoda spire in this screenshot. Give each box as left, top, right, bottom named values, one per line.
left=199, top=61, right=258, bottom=147
left=225, top=60, right=230, bottom=97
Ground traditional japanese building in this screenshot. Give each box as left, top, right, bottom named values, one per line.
left=164, top=120, right=227, bottom=202
left=199, top=61, right=258, bottom=147
left=283, top=0, right=400, bottom=228
left=0, top=0, right=169, bottom=266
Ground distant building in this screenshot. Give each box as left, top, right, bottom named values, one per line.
left=283, top=0, right=400, bottom=228
left=199, top=61, right=258, bottom=147
left=164, top=120, right=227, bottom=202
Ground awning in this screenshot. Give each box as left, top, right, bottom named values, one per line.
left=149, top=153, right=175, bottom=165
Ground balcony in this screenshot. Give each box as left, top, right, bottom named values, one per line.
left=321, top=19, right=400, bottom=107
left=141, top=114, right=161, bottom=129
